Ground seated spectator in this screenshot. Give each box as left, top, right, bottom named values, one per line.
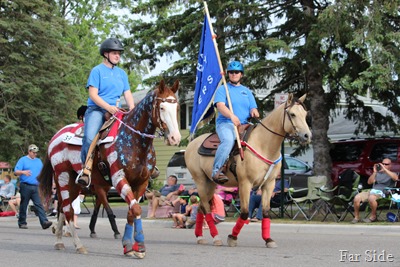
left=0, top=175, right=16, bottom=211
left=215, top=184, right=238, bottom=204
left=249, top=174, right=289, bottom=222
left=181, top=185, right=199, bottom=197
left=171, top=196, right=190, bottom=228
left=185, top=195, right=199, bottom=229
left=145, top=175, right=182, bottom=218
left=352, top=158, right=398, bottom=224
left=47, top=184, right=58, bottom=217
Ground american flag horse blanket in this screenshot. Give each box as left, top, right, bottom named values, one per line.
left=38, top=80, right=181, bottom=258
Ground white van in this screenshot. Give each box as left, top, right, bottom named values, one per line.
left=165, top=150, right=195, bottom=187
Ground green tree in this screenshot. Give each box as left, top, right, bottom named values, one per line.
left=0, top=0, right=78, bottom=162
left=0, top=0, right=140, bottom=163
left=126, top=1, right=400, bottom=186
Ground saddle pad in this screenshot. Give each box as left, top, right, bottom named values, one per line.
left=198, top=133, right=219, bottom=156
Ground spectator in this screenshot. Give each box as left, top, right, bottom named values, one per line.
left=185, top=195, right=199, bottom=229
left=14, top=144, right=52, bottom=229
left=0, top=174, right=15, bottom=201
left=215, top=184, right=238, bottom=204
left=145, top=175, right=182, bottom=218
left=8, top=192, right=21, bottom=216
left=249, top=175, right=289, bottom=222
left=171, top=196, right=190, bottom=228
left=352, top=158, right=398, bottom=223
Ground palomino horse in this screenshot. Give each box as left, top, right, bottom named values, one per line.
left=185, top=94, right=311, bottom=247
left=38, top=80, right=181, bottom=258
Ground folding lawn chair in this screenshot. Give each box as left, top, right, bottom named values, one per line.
left=288, top=175, right=328, bottom=220
left=316, top=170, right=360, bottom=222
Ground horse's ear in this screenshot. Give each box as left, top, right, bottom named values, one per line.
left=287, top=93, right=294, bottom=105
left=159, top=80, right=166, bottom=93
left=171, top=80, right=179, bottom=93
left=299, top=94, right=307, bottom=103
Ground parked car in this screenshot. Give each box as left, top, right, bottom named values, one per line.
left=166, top=150, right=312, bottom=188
left=330, top=137, right=400, bottom=189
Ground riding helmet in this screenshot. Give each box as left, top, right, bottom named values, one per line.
left=99, top=38, right=124, bottom=57
left=227, top=61, right=244, bottom=73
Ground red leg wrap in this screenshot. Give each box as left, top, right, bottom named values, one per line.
left=261, top=218, right=271, bottom=240
left=195, top=212, right=205, bottom=237
left=205, top=213, right=218, bottom=237
left=231, top=217, right=249, bottom=237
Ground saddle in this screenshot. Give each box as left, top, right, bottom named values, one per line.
left=198, top=124, right=256, bottom=157
left=63, top=112, right=124, bottom=146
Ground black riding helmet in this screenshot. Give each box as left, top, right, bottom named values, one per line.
left=99, top=38, right=124, bottom=57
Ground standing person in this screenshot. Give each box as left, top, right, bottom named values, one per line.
left=211, top=61, right=259, bottom=183
left=14, top=144, right=52, bottom=229
left=351, top=158, right=398, bottom=223
left=77, top=37, right=135, bottom=187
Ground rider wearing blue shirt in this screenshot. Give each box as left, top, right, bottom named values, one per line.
left=212, top=61, right=259, bottom=184
left=78, top=38, right=135, bottom=187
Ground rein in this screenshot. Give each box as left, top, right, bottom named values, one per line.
left=255, top=100, right=304, bottom=140
left=113, top=112, right=157, bottom=139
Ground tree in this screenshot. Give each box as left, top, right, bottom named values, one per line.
left=0, top=0, right=139, bottom=162
left=126, top=1, right=400, bottom=186
left=0, top=0, right=78, bottom=161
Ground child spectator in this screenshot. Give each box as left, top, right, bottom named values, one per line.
left=171, top=196, right=189, bottom=228
left=185, top=195, right=199, bottom=229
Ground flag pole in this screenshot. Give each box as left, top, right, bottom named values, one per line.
left=203, top=1, right=244, bottom=160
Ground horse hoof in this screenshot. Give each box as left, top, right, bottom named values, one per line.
left=114, top=233, right=121, bottom=239
left=196, top=237, right=207, bottom=245
left=76, top=247, right=88, bottom=254
left=54, top=243, right=65, bottom=250
left=227, top=235, right=237, bottom=247
left=134, top=251, right=146, bottom=259
left=213, top=235, right=223, bottom=246
left=265, top=238, right=278, bottom=248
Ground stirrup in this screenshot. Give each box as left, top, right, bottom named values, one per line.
left=75, top=170, right=91, bottom=187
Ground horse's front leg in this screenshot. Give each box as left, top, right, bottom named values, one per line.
left=261, top=182, right=277, bottom=248
left=122, top=200, right=145, bottom=259
left=227, top=188, right=250, bottom=247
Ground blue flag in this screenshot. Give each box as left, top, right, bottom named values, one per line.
left=190, top=15, right=222, bottom=134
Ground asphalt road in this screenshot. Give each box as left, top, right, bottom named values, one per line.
left=1, top=209, right=400, bottom=267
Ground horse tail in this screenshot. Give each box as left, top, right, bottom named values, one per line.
left=38, top=154, right=54, bottom=198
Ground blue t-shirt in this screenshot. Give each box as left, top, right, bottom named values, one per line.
left=14, top=156, right=43, bottom=185
left=160, top=184, right=180, bottom=196
left=214, top=83, right=257, bottom=124
left=86, top=63, right=130, bottom=107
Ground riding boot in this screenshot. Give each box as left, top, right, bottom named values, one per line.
left=212, top=164, right=229, bottom=184
left=77, top=133, right=99, bottom=187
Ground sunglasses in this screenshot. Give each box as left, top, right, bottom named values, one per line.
left=382, top=163, right=390, bottom=165
left=228, top=71, right=241, bottom=74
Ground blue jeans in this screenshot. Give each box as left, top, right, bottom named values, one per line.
left=248, top=194, right=262, bottom=220
left=81, top=106, right=106, bottom=163
left=212, top=122, right=236, bottom=177
left=18, top=183, right=48, bottom=227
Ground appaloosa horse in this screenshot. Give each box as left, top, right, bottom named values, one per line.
left=38, top=80, right=181, bottom=258
left=185, top=94, right=311, bottom=247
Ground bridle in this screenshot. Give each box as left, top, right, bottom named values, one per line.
left=256, top=99, right=307, bottom=141
left=112, top=93, right=179, bottom=139
left=152, top=96, right=179, bottom=137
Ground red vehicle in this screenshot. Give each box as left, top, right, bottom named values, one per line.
left=330, top=137, right=400, bottom=189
